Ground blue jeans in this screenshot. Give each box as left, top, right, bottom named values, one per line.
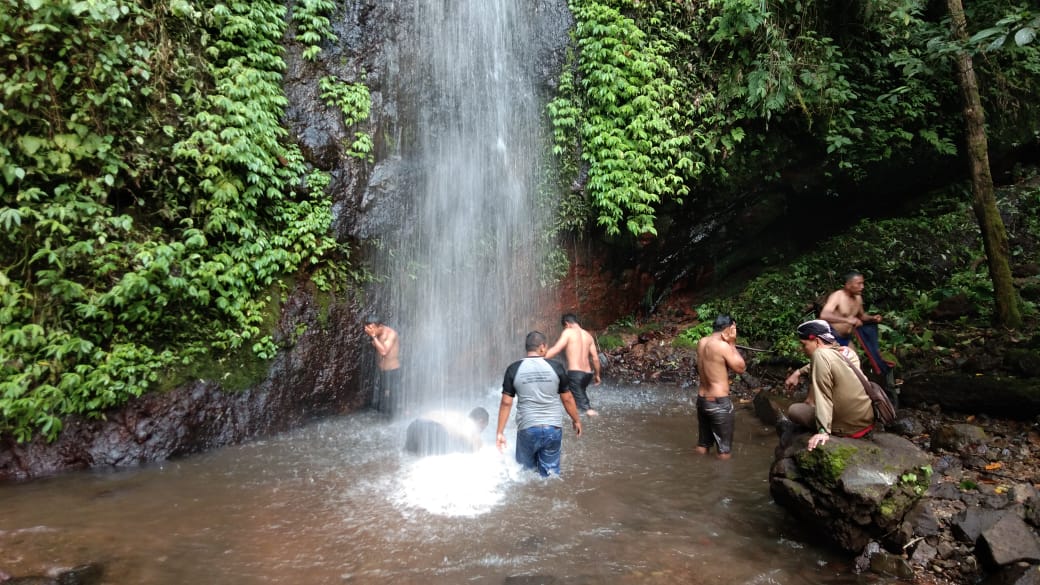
left=515, top=425, right=563, bottom=477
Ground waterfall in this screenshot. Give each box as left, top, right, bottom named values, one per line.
left=372, top=0, right=553, bottom=415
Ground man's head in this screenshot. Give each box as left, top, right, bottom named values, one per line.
left=843, top=271, right=865, bottom=296
left=712, top=314, right=737, bottom=343
left=363, top=315, right=383, bottom=335
left=561, top=313, right=579, bottom=327
left=713, top=314, right=736, bottom=333
left=796, top=319, right=837, bottom=355
left=468, top=407, right=490, bottom=431
left=525, top=330, right=548, bottom=353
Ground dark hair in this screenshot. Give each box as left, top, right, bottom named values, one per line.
left=364, top=315, right=382, bottom=325
left=525, top=331, right=547, bottom=351
left=561, top=313, right=579, bottom=326
left=468, top=407, right=490, bottom=429
left=843, top=270, right=863, bottom=283
left=712, top=314, right=736, bottom=332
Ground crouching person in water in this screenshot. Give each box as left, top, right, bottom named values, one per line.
left=784, top=320, right=875, bottom=451
left=695, top=314, right=746, bottom=460
left=404, top=407, right=490, bottom=456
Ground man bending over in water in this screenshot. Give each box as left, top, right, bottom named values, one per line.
left=694, top=314, right=746, bottom=460
left=545, top=313, right=602, bottom=416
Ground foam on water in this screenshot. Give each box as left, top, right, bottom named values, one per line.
left=393, top=446, right=526, bottom=517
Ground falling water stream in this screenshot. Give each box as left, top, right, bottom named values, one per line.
left=373, top=0, right=552, bottom=415
left=0, top=387, right=870, bottom=584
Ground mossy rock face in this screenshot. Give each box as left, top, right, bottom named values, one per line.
left=796, top=444, right=861, bottom=488
left=770, top=432, right=933, bottom=552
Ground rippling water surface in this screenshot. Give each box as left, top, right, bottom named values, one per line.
left=0, top=385, right=872, bottom=584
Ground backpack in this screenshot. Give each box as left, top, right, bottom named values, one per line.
left=833, top=349, right=897, bottom=426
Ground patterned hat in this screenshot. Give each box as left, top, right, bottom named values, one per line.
left=796, top=319, right=836, bottom=343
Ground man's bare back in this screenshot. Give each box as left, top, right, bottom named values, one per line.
left=546, top=323, right=600, bottom=381
left=545, top=314, right=602, bottom=416
left=696, top=324, right=745, bottom=399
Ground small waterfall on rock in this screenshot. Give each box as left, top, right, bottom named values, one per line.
left=373, top=1, right=552, bottom=414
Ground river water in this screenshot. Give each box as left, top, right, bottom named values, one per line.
left=0, top=385, right=876, bottom=584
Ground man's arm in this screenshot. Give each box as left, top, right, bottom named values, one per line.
left=495, top=394, right=514, bottom=452
left=784, top=363, right=812, bottom=392
left=559, top=392, right=583, bottom=437
left=855, top=305, right=882, bottom=324
left=588, top=337, right=601, bottom=384
left=370, top=330, right=397, bottom=356
left=723, top=341, right=746, bottom=374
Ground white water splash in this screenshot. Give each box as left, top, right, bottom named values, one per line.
left=393, top=447, right=526, bottom=517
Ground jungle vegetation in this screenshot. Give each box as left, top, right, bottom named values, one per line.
left=0, top=0, right=357, bottom=442
left=2, top=0, right=1038, bottom=444
left=549, top=0, right=1040, bottom=326
left=675, top=177, right=1040, bottom=362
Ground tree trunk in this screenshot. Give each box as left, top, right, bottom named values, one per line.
left=945, top=0, right=1022, bottom=328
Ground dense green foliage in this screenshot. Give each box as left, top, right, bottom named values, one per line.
left=551, top=0, right=1040, bottom=237
left=682, top=178, right=1040, bottom=359
left=0, top=0, right=354, bottom=442
left=319, top=75, right=374, bottom=162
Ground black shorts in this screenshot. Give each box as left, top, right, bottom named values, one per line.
left=567, top=370, right=594, bottom=411
left=696, top=395, right=735, bottom=454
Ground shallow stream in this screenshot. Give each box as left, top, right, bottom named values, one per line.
left=0, top=385, right=876, bottom=584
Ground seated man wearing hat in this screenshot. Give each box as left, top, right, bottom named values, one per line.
left=783, top=320, right=875, bottom=451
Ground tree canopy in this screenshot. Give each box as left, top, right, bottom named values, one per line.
left=550, top=0, right=1040, bottom=237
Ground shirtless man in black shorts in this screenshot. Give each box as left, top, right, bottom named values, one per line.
left=694, top=315, right=746, bottom=460
left=545, top=313, right=602, bottom=416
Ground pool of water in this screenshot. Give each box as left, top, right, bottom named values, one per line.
left=0, top=384, right=873, bottom=584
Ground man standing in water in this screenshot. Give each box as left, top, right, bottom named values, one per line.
left=819, top=271, right=882, bottom=346
left=694, top=315, right=746, bottom=460
left=545, top=313, right=602, bottom=416
left=363, top=315, right=400, bottom=415
left=496, top=331, right=583, bottom=477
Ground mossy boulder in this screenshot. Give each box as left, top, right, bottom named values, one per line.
left=770, top=432, right=933, bottom=552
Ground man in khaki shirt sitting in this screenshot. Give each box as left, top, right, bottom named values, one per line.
left=784, top=320, right=875, bottom=451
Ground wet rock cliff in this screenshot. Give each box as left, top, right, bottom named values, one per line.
left=0, top=0, right=576, bottom=480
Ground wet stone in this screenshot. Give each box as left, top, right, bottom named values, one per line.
left=911, top=541, right=939, bottom=566
left=954, top=507, right=1007, bottom=544
left=980, top=514, right=1040, bottom=567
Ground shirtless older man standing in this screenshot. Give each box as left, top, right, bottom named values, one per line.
left=545, top=313, right=602, bottom=417
left=819, top=271, right=882, bottom=346
left=694, top=314, right=746, bottom=460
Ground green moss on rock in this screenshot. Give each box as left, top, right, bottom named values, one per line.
left=796, top=444, right=859, bottom=486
